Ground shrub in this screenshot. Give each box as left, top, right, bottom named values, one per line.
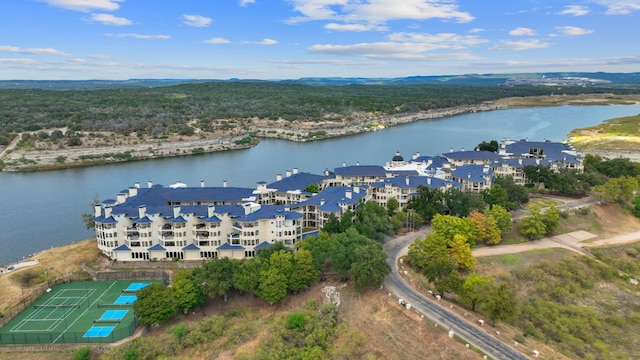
left=286, top=312, right=306, bottom=329
left=72, top=346, right=91, bottom=360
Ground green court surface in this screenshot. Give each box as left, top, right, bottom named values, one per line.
left=0, top=280, right=156, bottom=344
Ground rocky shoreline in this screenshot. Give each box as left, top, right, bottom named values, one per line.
left=0, top=102, right=509, bottom=172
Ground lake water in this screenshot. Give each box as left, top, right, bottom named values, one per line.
left=1, top=104, right=640, bottom=265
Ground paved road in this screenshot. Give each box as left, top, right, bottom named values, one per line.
left=383, top=229, right=529, bottom=360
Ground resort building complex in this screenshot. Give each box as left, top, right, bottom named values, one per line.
left=94, top=138, right=582, bottom=262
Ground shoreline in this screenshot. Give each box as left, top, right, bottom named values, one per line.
left=2, top=94, right=639, bottom=172
left=0, top=102, right=508, bottom=172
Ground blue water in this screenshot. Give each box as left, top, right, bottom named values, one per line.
left=1, top=104, right=639, bottom=265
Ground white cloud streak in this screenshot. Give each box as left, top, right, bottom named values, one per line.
left=203, top=37, right=231, bottom=44
left=558, top=5, right=589, bottom=16
left=0, top=58, right=38, bottom=64
left=182, top=14, right=213, bottom=27
left=490, top=39, right=550, bottom=51
left=106, top=33, right=170, bottom=39
left=593, top=0, right=640, bottom=15
left=509, top=27, right=536, bottom=36
left=0, top=45, right=69, bottom=56
left=89, top=13, right=132, bottom=25
left=240, top=0, right=256, bottom=6
left=45, top=0, right=124, bottom=12
left=555, top=26, right=593, bottom=36
left=287, top=0, right=474, bottom=24
left=324, top=22, right=387, bottom=31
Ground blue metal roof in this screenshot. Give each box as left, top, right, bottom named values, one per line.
left=133, top=216, right=152, bottom=223
left=334, top=165, right=387, bottom=177
left=504, top=139, right=580, bottom=163
left=182, top=243, right=200, bottom=250
left=95, top=216, right=117, bottom=224
left=451, top=165, right=493, bottom=183
left=240, top=205, right=304, bottom=222
left=148, top=244, right=165, bottom=251
left=113, top=244, right=130, bottom=251
left=266, top=172, right=325, bottom=192
left=165, top=216, right=187, bottom=223
left=254, top=241, right=271, bottom=250
left=442, top=150, right=503, bottom=161
left=371, top=176, right=461, bottom=189
left=217, top=243, right=245, bottom=250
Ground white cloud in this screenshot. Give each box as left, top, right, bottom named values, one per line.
left=509, top=27, right=536, bottom=36
left=558, top=5, right=589, bottom=16
left=287, top=0, right=474, bottom=24
left=324, top=22, right=387, bottom=31
left=67, top=58, right=86, bottom=64
left=0, top=45, right=69, bottom=56
left=255, top=38, right=278, bottom=45
left=593, top=0, right=640, bottom=14
left=555, top=26, right=593, bottom=36
left=89, top=54, right=111, bottom=59
left=45, top=0, right=123, bottom=12
left=490, top=39, right=550, bottom=51
left=182, top=14, right=213, bottom=27
left=388, top=32, right=488, bottom=48
left=240, top=0, right=256, bottom=6
left=89, top=13, right=132, bottom=25
left=469, top=28, right=485, bottom=34
left=0, top=58, right=38, bottom=64
left=203, top=37, right=230, bottom=44
left=106, top=33, right=170, bottom=39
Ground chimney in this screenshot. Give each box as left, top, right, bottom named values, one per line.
left=449, top=147, right=453, bottom=152
left=200, top=180, right=205, bottom=187
left=138, top=205, right=146, bottom=219
left=467, top=173, right=471, bottom=179
left=346, top=191, right=352, bottom=199
left=208, top=205, right=215, bottom=218
left=105, top=206, right=112, bottom=218
left=276, top=174, right=282, bottom=181
left=94, top=204, right=101, bottom=218
left=413, top=152, right=420, bottom=160
left=342, top=162, right=346, bottom=167
left=536, top=158, right=540, bottom=165
left=324, top=168, right=329, bottom=176
left=293, top=168, right=299, bottom=174
left=173, top=205, right=181, bottom=218
left=483, top=165, right=489, bottom=174
left=405, top=177, right=410, bottom=185
left=134, top=182, right=140, bottom=189
left=147, top=180, right=153, bottom=188
left=223, top=180, right=227, bottom=187
left=116, top=193, right=127, bottom=204
left=320, top=199, right=325, bottom=206
left=356, top=161, right=360, bottom=166
left=518, top=159, right=523, bottom=165
left=427, top=177, right=431, bottom=185
left=128, top=187, right=138, bottom=197
left=286, top=170, right=292, bottom=177
left=461, top=147, right=465, bottom=152
left=354, top=186, right=360, bottom=194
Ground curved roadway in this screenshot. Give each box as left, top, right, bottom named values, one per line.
left=383, top=229, right=529, bottom=360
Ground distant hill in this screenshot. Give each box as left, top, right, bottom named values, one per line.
left=0, top=72, right=638, bottom=90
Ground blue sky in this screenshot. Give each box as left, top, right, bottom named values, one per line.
left=1, top=0, right=638, bottom=80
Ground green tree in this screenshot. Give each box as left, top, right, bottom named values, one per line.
left=289, top=249, right=320, bottom=292
left=483, top=283, right=518, bottom=323
left=387, top=197, right=399, bottom=216
left=485, top=204, right=512, bottom=234
left=443, top=187, right=485, bottom=217
left=431, top=213, right=476, bottom=247
left=542, top=205, right=560, bottom=236
left=476, top=140, right=499, bottom=152
left=80, top=194, right=100, bottom=230
left=172, top=269, right=206, bottom=314
left=449, top=234, right=476, bottom=271
left=351, top=243, right=391, bottom=292
left=322, top=213, right=341, bottom=234
left=494, top=175, right=529, bottom=209
left=232, top=258, right=262, bottom=295
left=134, top=283, right=176, bottom=325
left=460, top=273, right=494, bottom=311
left=300, top=231, right=333, bottom=279
left=256, top=250, right=292, bottom=305
left=407, top=185, right=445, bottom=221
left=353, top=201, right=393, bottom=242
left=482, top=184, right=514, bottom=210
left=592, top=176, right=639, bottom=204
left=305, top=183, right=320, bottom=193
left=519, top=210, right=547, bottom=240
left=194, top=257, right=237, bottom=302
left=468, top=211, right=502, bottom=245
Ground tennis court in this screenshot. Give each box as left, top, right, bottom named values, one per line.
left=0, top=280, right=158, bottom=344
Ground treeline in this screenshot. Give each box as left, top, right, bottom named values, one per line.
left=2, top=82, right=639, bottom=145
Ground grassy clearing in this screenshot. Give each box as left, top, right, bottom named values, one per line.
left=569, top=114, right=640, bottom=151
left=525, top=197, right=563, bottom=211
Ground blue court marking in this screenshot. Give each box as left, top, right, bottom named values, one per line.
left=114, top=295, right=137, bottom=305
left=125, top=282, right=149, bottom=291
left=83, top=326, right=115, bottom=338
left=100, top=310, right=128, bottom=320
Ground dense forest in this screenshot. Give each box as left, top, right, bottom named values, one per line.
left=2, top=81, right=640, bottom=146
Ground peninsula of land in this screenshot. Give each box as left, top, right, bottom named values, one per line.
left=1, top=92, right=639, bottom=172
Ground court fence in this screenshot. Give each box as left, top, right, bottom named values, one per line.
left=0, top=317, right=140, bottom=345
left=94, top=270, right=169, bottom=282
